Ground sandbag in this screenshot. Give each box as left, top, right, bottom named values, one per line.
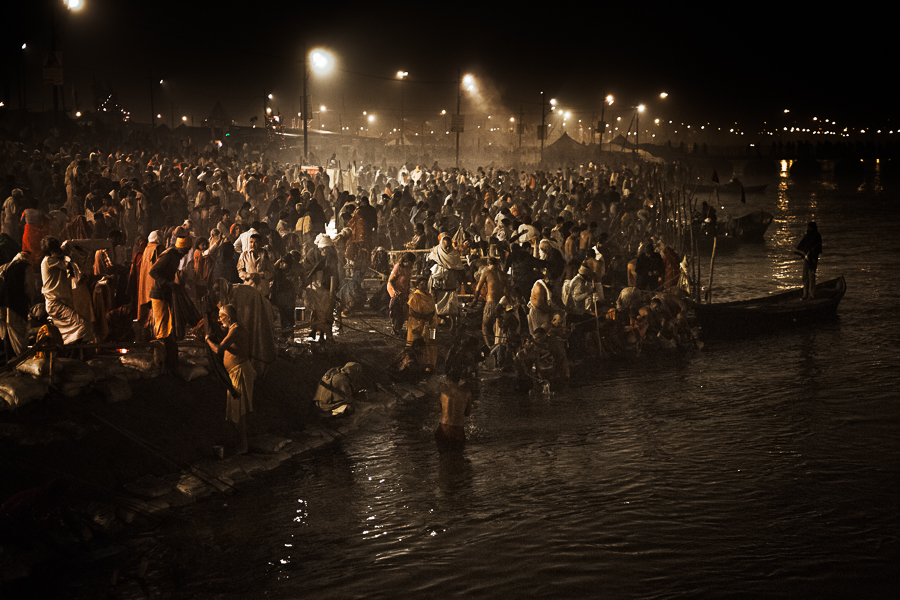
left=53, top=357, right=95, bottom=384
left=16, top=358, right=51, bottom=379
left=95, top=376, right=132, bottom=403
left=178, top=363, right=208, bottom=382
left=89, top=358, right=140, bottom=380
left=179, top=345, right=207, bottom=360
left=0, top=375, right=50, bottom=409
left=57, top=380, right=88, bottom=398
left=120, top=352, right=162, bottom=377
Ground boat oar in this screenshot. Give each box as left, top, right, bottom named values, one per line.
left=792, top=248, right=811, bottom=266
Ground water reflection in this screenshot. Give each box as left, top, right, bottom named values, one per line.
left=63, top=168, right=900, bottom=600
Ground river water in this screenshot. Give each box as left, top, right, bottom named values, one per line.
left=69, top=163, right=899, bottom=599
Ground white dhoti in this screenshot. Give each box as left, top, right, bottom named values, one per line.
left=45, top=298, right=93, bottom=345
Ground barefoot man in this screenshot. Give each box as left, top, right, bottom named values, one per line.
left=206, top=304, right=255, bottom=454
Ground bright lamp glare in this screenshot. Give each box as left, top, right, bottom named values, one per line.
left=310, top=50, right=334, bottom=73
left=637, top=105, right=646, bottom=113
left=67, top=0, right=84, bottom=10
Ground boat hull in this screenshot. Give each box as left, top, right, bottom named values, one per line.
left=691, top=276, right=846, bottom=338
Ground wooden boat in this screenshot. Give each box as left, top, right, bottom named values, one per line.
left=694, top=226, right=741, bottom=253
left=734, top=210, right=774, bottom=242
left=691, top=276, right=846, bottom=338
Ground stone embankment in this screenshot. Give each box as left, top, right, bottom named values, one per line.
left=0, top=314, right=433, bottom=584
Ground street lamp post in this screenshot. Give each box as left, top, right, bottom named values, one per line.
left=49, top=0, right=85, bottom=129
left=302, top=44, right=309, bottom=163
left=304, top=48, right=334, bottom=164
left=456, top=71, right=462, bottom=168
left=540, top=93, right=557, bottom=164
left=659, top=92, right=669, bottom=140
left=150, top=76, right=163, bottom=131
left=397, top=71, right=408, bottom=150
left=635, top=104, right=645, bottom=152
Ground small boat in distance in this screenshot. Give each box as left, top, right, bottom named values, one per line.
left=734, top=210, right=774, bottom=242
left=691, top=276, right=846, bottom=338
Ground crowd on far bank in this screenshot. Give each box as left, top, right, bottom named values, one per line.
left=0, top=136, right=718, bottom=450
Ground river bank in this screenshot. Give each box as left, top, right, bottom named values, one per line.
left=0, top=311, right=436, bottom=589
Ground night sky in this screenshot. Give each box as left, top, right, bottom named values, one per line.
left=3, top=1, right=893, bottom=137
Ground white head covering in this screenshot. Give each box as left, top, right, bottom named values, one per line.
left=315, top=233, right=333, bottom=248
left=148, top=231, right=160, bottom=244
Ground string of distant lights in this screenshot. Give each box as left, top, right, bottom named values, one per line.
left=79, top=65, right=892, bottom=138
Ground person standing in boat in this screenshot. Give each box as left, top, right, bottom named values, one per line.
left=795, top=221, right=822, bottom=300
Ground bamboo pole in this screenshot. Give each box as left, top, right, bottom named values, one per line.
left=706, top=237, right=717, bottom=303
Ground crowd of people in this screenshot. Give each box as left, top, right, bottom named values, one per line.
left=0, top=136, right=716, bottom=452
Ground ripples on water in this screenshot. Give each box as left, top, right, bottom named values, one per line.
left=70, top=172, right=899, bottom=599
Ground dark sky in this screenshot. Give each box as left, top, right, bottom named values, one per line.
left=3, top=1, right=893, bottom=137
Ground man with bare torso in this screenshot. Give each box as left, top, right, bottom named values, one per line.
left=206, top=304, right=255, bottom=455
left=473, top=257, right=506, bottom=348
left=434, top=343, right=478, bottom=453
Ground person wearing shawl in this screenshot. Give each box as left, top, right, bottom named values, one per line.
left=407, top=278, right=438, bottom=373
left=237, top=233, right=274, bottom=297
left=40, top=237, right=93, bottom=345
left=137, top=231, right=161, bottom=328
left=149, top=235, right=191, bottom=372
left=0, top=252, right=35, bottom=356
left=313, top=361, right=363, bottom=417
left=427, top=232, right=465, bottom=329
left=20, top=198, right=49, bottom=267
left=303, top=234, right=339, bottom=345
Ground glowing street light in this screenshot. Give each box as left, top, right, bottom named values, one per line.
left=606, top=94, right=614, bottom=105
left=303, top=47, right=336, bottom=159
left=455, top=72, right=476, bottom=166
left=67, top=0, right=84, bottom=10
left=310, top=50, right=334, bottom=73
left=397, top=71, right=409, bottom=148
left=660, top=92, right=668, bottom=99
left=635, top=105, right=646, bottom=151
